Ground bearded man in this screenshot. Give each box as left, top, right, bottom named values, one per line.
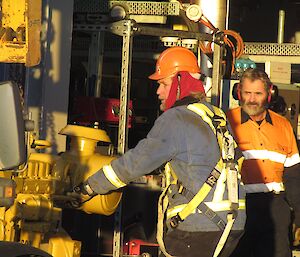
left=227, top=68, right=300, bottom=257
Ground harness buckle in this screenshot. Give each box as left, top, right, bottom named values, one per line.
left=169, top=214, right=182, bottom=228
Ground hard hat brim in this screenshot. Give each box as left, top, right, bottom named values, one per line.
left=148, top=72, right=163, bottom=80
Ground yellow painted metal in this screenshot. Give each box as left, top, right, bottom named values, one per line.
left=80, top=154, right=122, bottom=215
left=59, top=124, right=111, bottom=143
left=0, top=207, right=6, bottom=240
left=59, top=125, right=122, bottom=215
left=33, top=140, right=52, bottom=149
left=16, top=194, right=54, bottom=221
left=20, top=231, right=42, bottom=248
left=0, top=124, right=121, bottom=256
left=0, top=0, right=41, bottom=66
left=47, top=233, right=81, bottom=257
left=3, top=200, right=19, bottom=242
left=0, top=152, right=81, bottom=257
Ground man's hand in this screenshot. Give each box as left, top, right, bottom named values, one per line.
left=73, top=181, right=96, bottom=197
left=67, top=181, right=97, bottom=208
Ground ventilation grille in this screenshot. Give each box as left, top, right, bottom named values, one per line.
left=244, top=42, right=300, bottom=56
left=74, top=0, right=180, bottom=16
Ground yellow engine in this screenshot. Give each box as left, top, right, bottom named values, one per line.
left=0, top=124, right=122, bottom=257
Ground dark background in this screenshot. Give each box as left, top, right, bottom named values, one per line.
left=229, top=0, right=300, bottom=43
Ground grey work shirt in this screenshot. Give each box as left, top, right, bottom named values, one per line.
left=88, top=100, right=245, bottom=232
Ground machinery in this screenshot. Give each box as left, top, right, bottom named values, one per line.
left=0, top=82, right=122, bottom=257
left=0, top=1, right=123, bottom=256
left=0, top=123, right=122, bottom=257
left=0, top=1, right=299, bottom=257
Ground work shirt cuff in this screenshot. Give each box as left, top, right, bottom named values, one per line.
left=87, top=169, right=116, bottom=194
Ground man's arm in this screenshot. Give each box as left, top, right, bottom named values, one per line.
left=83, top=112, right=178, bottom=195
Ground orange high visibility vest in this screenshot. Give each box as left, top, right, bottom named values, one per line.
left=227, top=107, right=300, bottom=193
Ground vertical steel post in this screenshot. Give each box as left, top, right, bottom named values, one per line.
left=113, top=19, right=133, bottom=257
left=117, top=20, right=133, bottom=155
left=211, top=42, right=223, bottom=107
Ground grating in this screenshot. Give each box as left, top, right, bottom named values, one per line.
left=74, top=0, right=179, bottom=16
left=244, top=42, right=300, bottom=56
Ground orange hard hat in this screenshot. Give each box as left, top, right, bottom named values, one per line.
left=149, top=46, right=200, bottom=80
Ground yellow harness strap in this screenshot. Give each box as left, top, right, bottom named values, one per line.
left=176, top=178, right=216, bottom=221
left=156, top=163, right=176, bottom=257
left=213, top=213, right=235, bottom=257
left=187, top=103, right=239, bottom=257
left=176, top=103, right=227, bottom=222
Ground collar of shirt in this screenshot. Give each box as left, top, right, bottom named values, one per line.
left=241, top=108, right=273, bottom=125
left=172, top=96, right=199, bottom=107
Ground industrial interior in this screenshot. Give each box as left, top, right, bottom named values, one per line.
left=0, top=0, right=299, bottom=257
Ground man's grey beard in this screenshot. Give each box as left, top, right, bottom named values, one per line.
left=241, top=101, right=268, bottom=116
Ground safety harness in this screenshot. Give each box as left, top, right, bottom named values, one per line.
left=157, top=103, right=242, bottom=257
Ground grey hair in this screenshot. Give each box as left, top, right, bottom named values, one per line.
left=240, top=68, right=272, bottom=92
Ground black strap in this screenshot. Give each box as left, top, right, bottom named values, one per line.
left=171, top=183, right=226, bottom=230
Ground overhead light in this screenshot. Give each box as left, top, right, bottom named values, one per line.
left=186, top=4, right=203, bottom=22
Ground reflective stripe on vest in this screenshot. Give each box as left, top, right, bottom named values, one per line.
left=285, top=153, right=300, bottom=167
left=102, top=164, right=126, bottom=188
left=243, top=150, right=300, bottom=168
left=243, top=149, right=286, bottom=163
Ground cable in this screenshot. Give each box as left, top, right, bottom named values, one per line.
left=176, top=1, right=245, bottom=75
left=197, top=16, right=244, bottom=75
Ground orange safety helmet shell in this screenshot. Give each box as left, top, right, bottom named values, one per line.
left=149, top=46, right=200, bottom=80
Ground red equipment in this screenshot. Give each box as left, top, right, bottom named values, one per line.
left=71, top=96, right=133, bottom=127
left=124, top=239, right=159, bottom=257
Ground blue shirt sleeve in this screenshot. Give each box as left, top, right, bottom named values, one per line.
left=87, top=111, right=178, bottom=194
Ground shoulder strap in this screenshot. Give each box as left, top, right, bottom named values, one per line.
left=172, top=103, right=238, bottom=224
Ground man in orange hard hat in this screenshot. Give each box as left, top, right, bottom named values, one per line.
left=149, top=46, right=204, bottom=111
left=75, top=46, right=246, bottom=257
